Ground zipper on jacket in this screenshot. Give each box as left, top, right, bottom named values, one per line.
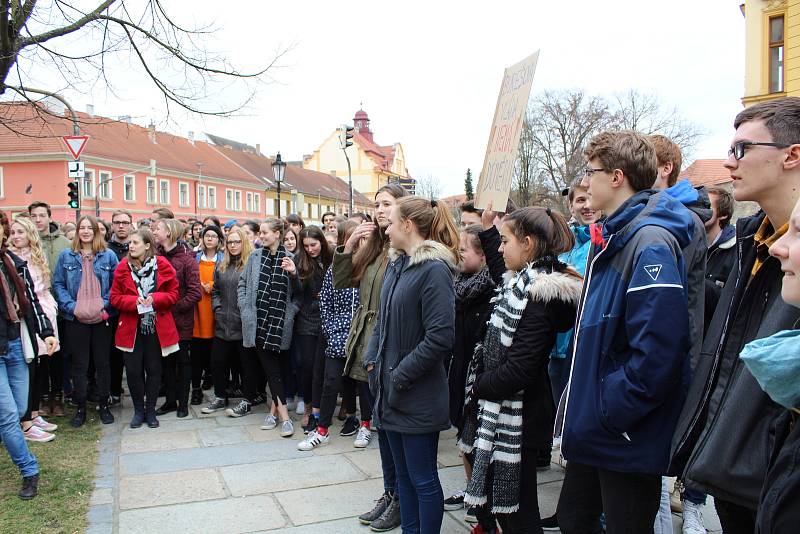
left=558, top=235, right=613, bottom=441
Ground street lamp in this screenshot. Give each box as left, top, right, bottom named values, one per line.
left=272, top=152, right=286, bottom=218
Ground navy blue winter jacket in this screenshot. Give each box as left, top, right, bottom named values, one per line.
left=561, top=190, right=694, bottom=475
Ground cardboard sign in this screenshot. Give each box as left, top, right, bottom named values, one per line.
left=475, top=51, right=539, bottom=211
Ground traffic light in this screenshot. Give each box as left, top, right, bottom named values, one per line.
left=67, top=181, right=80, bottom=209
left=339, top=124, right=354, bottom=149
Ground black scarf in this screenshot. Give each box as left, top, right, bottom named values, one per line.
left=255, top=246, right=290, bottom=351
left=454, top=266, right=494, bottom=306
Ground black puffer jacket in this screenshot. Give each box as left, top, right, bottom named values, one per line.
left=757, top=410, right=800, bottom=534
left=212, top=263, right=243, bottom=341
left=704, top=224, right=736, bottom=333
left=670, top=212, right=800, bottom=509
left=294, top=263, right=324, bottom=336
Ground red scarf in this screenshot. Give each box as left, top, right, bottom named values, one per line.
left=589, top=223, right=606, bottom=250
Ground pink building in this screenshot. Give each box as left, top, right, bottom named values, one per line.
left=0, top=103, right=371, bottom=224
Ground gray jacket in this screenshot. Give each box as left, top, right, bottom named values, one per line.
left=365, top=240, right=456, bottom=435
left=237, top=247, right=298, bottom=351
left=212, top=264, right=243, bottom=341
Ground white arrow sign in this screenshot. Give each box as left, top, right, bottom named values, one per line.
left=68, top=160, right=85, bottom=179
left=62, top=135, right=89, bottom=160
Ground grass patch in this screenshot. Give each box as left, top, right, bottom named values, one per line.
left=0, top=411, right=103, bottom=534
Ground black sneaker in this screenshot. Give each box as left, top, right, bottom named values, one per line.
left=225, top=399, right=251, bottom=418
left=99, top=405, right=115, bottom=424
left=155, top=402, right=177, bottom=416
left=444, top=490, right=465, bottom=510
left=358, top=492, right=392, bottom=525
left=109, top=395, right=122, bottom=407
left=19, top=474, right=39, bottom=500
left=190, top=389, right=204, bottom=406
left=303, top=416, right=318, bottom=435
left=201, top=397, right=228, bottom=414
left=130, top=410, right=145, bottom=429
left=370, top=495, right=401, bottom=532
left=340, top=415, right=359, bottom=436
left=541, top=513, right=559, bottom=531
left=201, top=376, right=213, bottom=391
left=465, top=506, right=477, bottom=524
left=251, top=394, right=266, bottom=407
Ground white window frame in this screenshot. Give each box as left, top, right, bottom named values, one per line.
left=83, top=168, right=96, bottom=199
left=123, top=174, right=135, bottom=202
left=226, top=189, right=233, bottom=211
left=0, top=167, right=4, bottom=199
left=234, top=190, right=242, bottom=212
left=208, top=186, right=217, bottom=209
left=159, top=179, right=170, bottom=205
left=179, top=182, right=190, bottom=208
left=197, top=184, right=206, bottom=209
left=246, top=191, right=253, bottom=213
left=98, top=170, right=112, bottom=200
left=254, top=193, right=261, bottom=215
left=146, top=177, right=157, bottom=204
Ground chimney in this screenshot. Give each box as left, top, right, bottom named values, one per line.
left=255, top=143, right=261, bottom=155
left=188, top=131, right=195, bottom=145
left=86, top=104, right=94, bottom=117
left=148, top=121, right=157, bottom=144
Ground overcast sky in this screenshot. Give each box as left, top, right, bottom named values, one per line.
left=45, top=0, right=745, bottom=196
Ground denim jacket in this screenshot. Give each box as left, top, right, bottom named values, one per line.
left=52, top=248, right=119, bottom=320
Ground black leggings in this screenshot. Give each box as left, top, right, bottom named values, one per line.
left=67, top=320, right=111, bottom=404
left=191, top=338, right=213, bottom=390
left=242, top=348, right=285, bottom=405
left=210, top=338, right=245, bottom=399
left=296, top=334, right=320, bottom=407
left=318, top=357, right=372, bottom=428
left=311, top=337, right=327, bottom=409
left=162, top=340, right=191, bottom=408
left=124, top=332, right=162, bottom=411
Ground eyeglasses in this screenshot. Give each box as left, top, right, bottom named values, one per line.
left=227, top=240, right=242, bottom=245
left=584, top=167, right=606, bottom=177
left=728, top=141, right=791, bottom=160
left=113, top=220, right=131, bottom=226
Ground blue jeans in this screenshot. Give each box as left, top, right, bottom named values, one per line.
left=366, top=386, right=397, bottom=494
left=385, top=430, right=443, bottom=534
left=0, top=339, right=39, bottom=477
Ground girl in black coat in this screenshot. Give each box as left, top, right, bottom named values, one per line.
left=458, top=207, right=582, bottom=534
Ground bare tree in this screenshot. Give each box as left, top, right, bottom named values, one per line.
left=0, top=0, right=287, bottom=127
left=513, top=108, right=536, bottom=207
left=415, top=174, right=442, bottom=200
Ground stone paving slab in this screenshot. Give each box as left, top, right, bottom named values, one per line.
left=221, top=454, right=367, bottom=496
left=119, top=468, right=227, bottom=510
left=121, top=416, right=218, bottom=434
left=118, top=494, right=286, bottom=533
left=274, top=476, right=387, bottom=526
left=344, top=449, right=383, bottom=479
left=119, top=440, right=306, bottom=475
left=120, top=429, right=201, bottom=454
left=198, top=425, right=251, bottom=447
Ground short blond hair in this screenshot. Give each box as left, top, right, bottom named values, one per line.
left=155, top=218, right=185, bottom=244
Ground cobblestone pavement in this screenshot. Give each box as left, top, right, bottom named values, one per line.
left=85, top=393, right=722, bottom=533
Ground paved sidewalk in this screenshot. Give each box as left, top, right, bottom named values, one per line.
left=86, top=393, right=722, bottom=533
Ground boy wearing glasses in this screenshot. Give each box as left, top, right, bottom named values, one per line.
left=108, top=210, right=133, bottom=261
left=558, top=131, right=695, bottom=533
left=670, top=98, right=800, bottom=534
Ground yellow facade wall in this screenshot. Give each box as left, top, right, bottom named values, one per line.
left=743, top=0, right=795, bottom=106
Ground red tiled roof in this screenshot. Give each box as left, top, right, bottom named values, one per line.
left=354, top=131, right=395, bottom=171
left=681, top=159, right=731, bottom=187
left=441, top=194, right=467, bottom=209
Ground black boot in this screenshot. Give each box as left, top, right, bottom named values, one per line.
left=130, top=407, right=145, bottom=429
left=19, top=474, right=39, bottom=500
left=99, top=403, right=115, bottom=425
left=145, top=408, right=159, bottom=428
left=155, top=402, right=177, bottom=416
left=176, top=403, right=189, bottom=418
left=70, top=404, right=86, bottom=428
left=190, top=388, right=203, bottom=405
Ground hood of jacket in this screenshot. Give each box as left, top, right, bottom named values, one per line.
left=389, top=240, right=458, bottom=271
left=603, top=189, right=694, bottom=254
left=502, top=266, right=582, bottom=332
left=40, top=226, right=65, bottom=242
left=572, top=224, right=591, bottom=246
left=711, top=224, right=737, bottom=251
left=664, top=180, right=713, bottom=224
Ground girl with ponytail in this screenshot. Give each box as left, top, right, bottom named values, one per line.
left=363, top=195, right=459, bottom=533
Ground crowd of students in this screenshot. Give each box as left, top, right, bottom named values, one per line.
left=1, top=97, right=799, bottom=534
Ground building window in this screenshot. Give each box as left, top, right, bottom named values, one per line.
left=234, top=190, right=242, bottom=211
left=769, top=15, right=785, bottom=93
left=246, top=192, right=254, bottom=212
left=226, top=189, right=233, bottom=210
left=254, top=193, right=261, bottom=214
left=179, top=182, right=189, bottom=207
left=159, top=179, right=170, bottom=204
left=83, top=169, right=95, bottom=198
left=147, top=178, right=156, bottom=204
left=124, top=175, right=135, bottom=201
left=99, top=171, right=112, bottom=200
left=208, top=186, right=216, bottom=209
left=197, top=185, right=206, bottom=209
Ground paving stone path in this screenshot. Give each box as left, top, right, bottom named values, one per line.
left=85, top=394, right=723, bottom=533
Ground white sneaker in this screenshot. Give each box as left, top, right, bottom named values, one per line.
left=260, top=414, right=277, bottom=430
left=295, top=400, right=305, bottom=416
left=297, top=430, right=329, bottom=451
left=33, top=415, right=57, bottom=432
left=353, top=426, right=372, bottom=448
left=280, top=419, right=295, bottom=437
left=24, top=425, right=55, bottom=442
left=682, top=501, right=707, bottom=534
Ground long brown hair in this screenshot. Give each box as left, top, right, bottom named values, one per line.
left=351, top=183, right=408, bottom=283
left=127, top=229, right=157, bottom=268
left=296, top=226, right=332, bottom=283
left=394, top=196, right=460, bottom=263
left=218, top=227, right=252, bottom=274
left=71, top=215, right=107, bottom=254
left=503, top=207, right=575, bottom=263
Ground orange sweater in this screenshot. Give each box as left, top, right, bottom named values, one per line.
left=193, top=257, right=216, bottom=338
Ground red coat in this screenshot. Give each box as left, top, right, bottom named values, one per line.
left=110, top=256, right=180, bottom=352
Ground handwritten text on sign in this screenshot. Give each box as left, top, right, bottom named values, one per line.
left=476, top=51, right=539, bottom=211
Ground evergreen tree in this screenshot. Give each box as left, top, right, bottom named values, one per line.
left=464, top=168, right=474, bottom=201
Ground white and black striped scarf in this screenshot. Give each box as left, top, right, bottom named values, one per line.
left=458, top=262, right=545, bottom=514
left=130, top=256, right=158, bottom=335
left=255, top=247, right=290, bottom=351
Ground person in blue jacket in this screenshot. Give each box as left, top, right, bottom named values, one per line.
left=557, top=131, right=694, bottom=534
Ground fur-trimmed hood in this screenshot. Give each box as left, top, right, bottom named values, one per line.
left=501, top=266, right=583, bottom=307
left=389, top=240, right=458, bottom=270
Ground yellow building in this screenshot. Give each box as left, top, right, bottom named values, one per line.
left=303, top=109, right=415, bottom=200
left=742, top=0, right=800, bottom=105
